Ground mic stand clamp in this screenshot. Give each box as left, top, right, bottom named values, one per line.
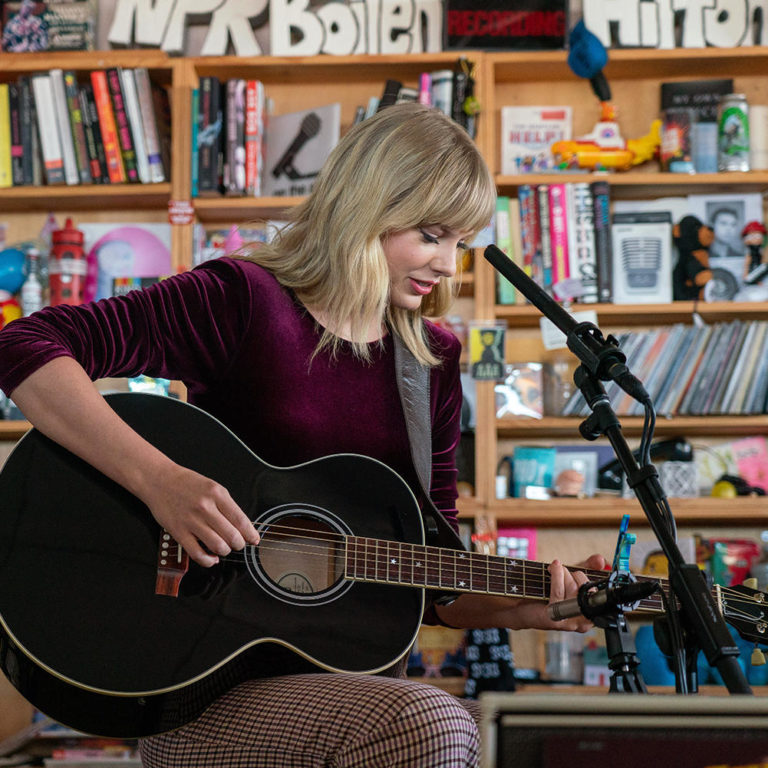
left=591, top=593, right=648, bottom=694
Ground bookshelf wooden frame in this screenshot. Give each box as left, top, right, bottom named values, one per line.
left=469, top=47, right=768, bottom=526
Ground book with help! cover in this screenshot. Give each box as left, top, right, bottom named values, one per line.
left=263, top=103, right=341, bottom=197
left=500, top=105, right=571, bottom=174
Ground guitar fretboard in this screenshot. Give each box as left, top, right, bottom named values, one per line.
left=345, top=536, right=669, bottom=615
left=346, top=536, right=548, bottom=598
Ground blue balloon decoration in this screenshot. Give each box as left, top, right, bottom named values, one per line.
left=567, top=20, right=612, bottom=103
left=0, top=248, right=26, bottom=294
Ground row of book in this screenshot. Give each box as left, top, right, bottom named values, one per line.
left=494, top=180, right=612, bottom=305
left=192, top=63, right=475, bottom=199
left=562, top=320, right=768, bottom=418
left=0, top=67, right=171, bottom=188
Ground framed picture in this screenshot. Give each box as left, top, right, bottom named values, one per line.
left=687, top=192, right=763, bottom=299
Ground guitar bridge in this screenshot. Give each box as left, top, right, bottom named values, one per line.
left=155, top=529, right=189, bottom=597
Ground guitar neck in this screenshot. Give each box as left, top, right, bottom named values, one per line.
left=345, top=536, right=677, bottom=617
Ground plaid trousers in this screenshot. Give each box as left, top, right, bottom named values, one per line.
left=139, top=673, right=480, bottom=767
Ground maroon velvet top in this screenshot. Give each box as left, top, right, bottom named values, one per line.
left=0, top=257, right=463, bottom=528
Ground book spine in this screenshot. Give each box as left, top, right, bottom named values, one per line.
left=133, top=67, right=165, bottom=183
left=48, top=68, right=79, bottom=185
left=376, top=79, right=402, bottom=112
left=81, top=82, right=108, bottom=183
left=451, top=70, right=468, bottom=130
left=590, top=180, right=613, bottom=303
left=63, top=71, right=92, bottom=184
left=8, top=82, right=23, bottom=186
left=548, top=183, right=569, bottom=290
left=225, top=78, right=246, bottom=196
left=106, top=67, right=138, bottom=182
left=197, top=76, right=223, bottom=196
left=244, top=79, right=264, bottom=196
left=570, top=181, right=599, bottom=303
left=517, top=184, right=537, bottom=283
left=535, top=184, right=552, bottom=291
left=119, top=68, right=150, bottom=184
left=17, top=77, right=35, bottom=185
left=31, top=75, right=65, bottom=185
left=78, top=85, right=104, bottom=184
left=429, top=69, right=453, bottom=116
left=495, top=195, right=515, bottom=305
left=151, top=83, right=172, bottom=183
left=90, top=70, right=125, bottom=183
left=0, top=84, right=11, bottom=188
left=190, top=87, right=199, bottom=197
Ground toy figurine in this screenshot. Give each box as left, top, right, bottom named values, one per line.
left=741, top=220, right=768, bottom=284
left=672, top=215, right=714, bottom=300
left=733, top=220, right=768, bottom=301
left=551, top=21, right=661, bottom=171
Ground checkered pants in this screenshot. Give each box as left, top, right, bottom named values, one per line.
left=139, top=673, right=480, bottom=767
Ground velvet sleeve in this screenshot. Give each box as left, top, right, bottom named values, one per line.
left=0, top=258, right=252, bottom=398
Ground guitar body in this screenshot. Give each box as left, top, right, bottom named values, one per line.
left=0, top=394, right=426, bottom=737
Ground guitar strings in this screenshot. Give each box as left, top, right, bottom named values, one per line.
left=200, top=525, right=768, bottom=623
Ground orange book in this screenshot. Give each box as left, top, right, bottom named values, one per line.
left=90, top=70, right=125, bottom=183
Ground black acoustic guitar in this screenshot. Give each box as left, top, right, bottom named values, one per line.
left=0, top=393, right=765, bottom=738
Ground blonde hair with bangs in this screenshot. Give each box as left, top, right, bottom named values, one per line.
left=238, top=102, right=495, bottom=366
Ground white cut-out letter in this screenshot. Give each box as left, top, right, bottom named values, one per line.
left=704, top=0, right=748, bottom=46
left=380, top=0, right=414, bottom=53
left=108, top=0, right=177, bottom=47
left=317, top=2, right=358, bottom=55
left=270, top=0, right=325, bottom=56
left=200, top=0, right=268, bottom=55
left=583, top=0, right=642, bottom=47
left=163, top=0, right=224, bottom=54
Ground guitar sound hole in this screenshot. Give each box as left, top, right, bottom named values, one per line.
left=257, top=513, right=346, bottom=597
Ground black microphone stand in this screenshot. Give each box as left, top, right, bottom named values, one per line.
left=484, top=245, right=752, bottom=695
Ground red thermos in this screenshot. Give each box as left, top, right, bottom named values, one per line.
left=49, top=218, right=86, bottom=306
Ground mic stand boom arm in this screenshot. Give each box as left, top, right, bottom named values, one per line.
left=484, top=244, right=751, bottom=695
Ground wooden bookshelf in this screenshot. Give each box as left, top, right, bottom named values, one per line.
left=0, top=46, right=765, bottom=541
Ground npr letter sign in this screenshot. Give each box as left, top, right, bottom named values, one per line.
left=107, top=0, right=443, bottom=56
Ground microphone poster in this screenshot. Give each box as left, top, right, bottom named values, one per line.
left=262, top=103, right=341, bottom=197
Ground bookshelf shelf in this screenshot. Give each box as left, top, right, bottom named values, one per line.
left=477, top=495, right=768, bottom=527
left=494, top=300, right=768, bottom=328
left=193, top=195, right=303, bottom=222
left=496, top=172, right=768, bottom=199
left=487, top=47, right=768, bottom=83
left=0, top=49, right=175, bottom=76
left=497, top=415, right=768, bottom=438
left=0, top=183, right=172, bottom=212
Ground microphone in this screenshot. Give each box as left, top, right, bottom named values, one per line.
left=484, top=244, right=650, bottom=404
left=548, top=579, right=659, bottom=622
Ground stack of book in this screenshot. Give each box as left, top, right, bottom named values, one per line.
left=0, top=67, right=170, bottom=188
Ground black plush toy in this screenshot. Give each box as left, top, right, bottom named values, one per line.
left=672, top=215, right=714, bottom=300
